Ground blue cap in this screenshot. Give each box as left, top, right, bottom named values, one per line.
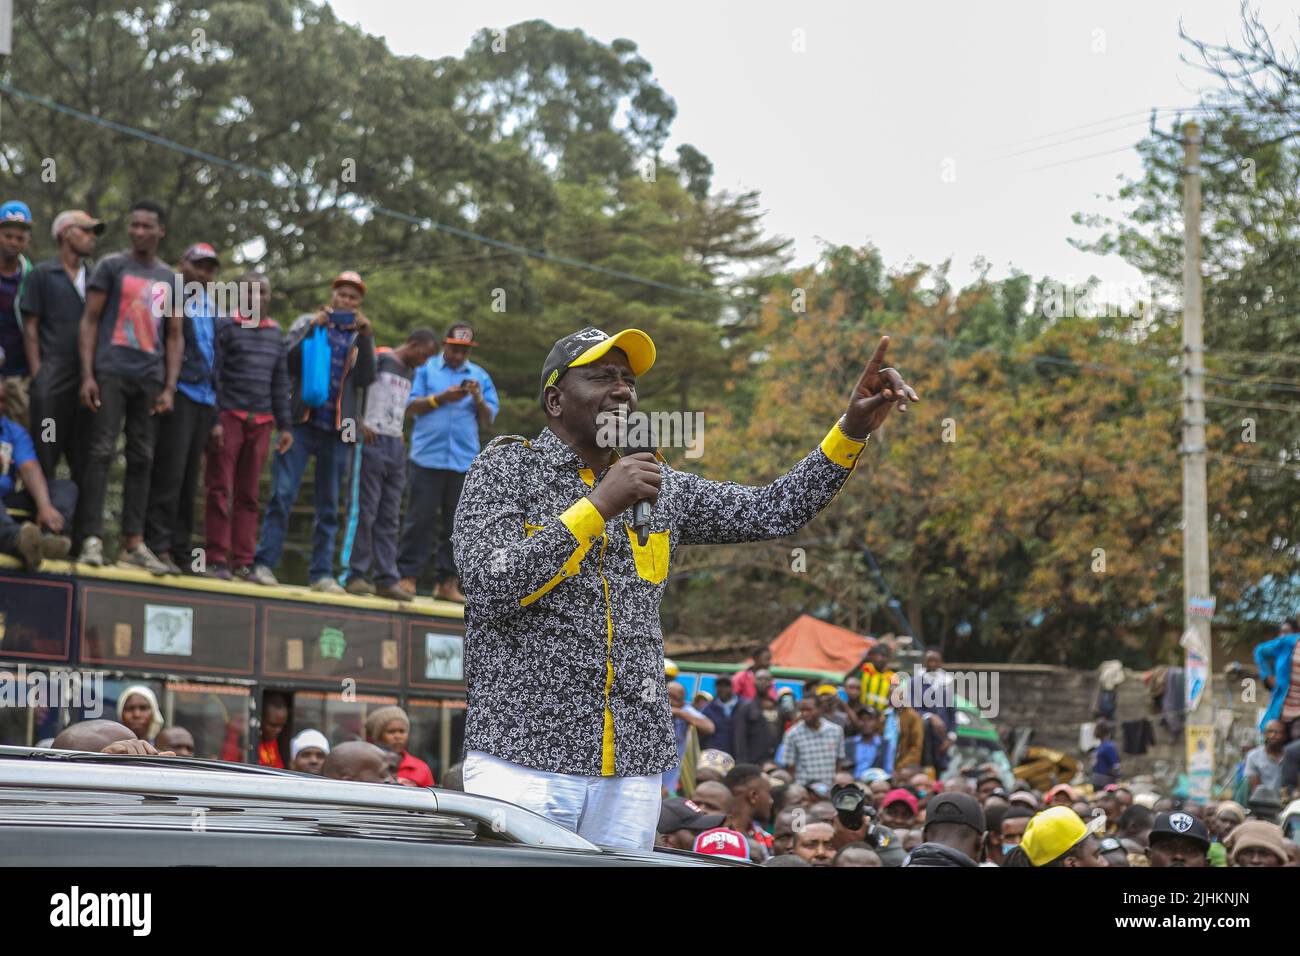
left=0, top=200, right=33, bottom=228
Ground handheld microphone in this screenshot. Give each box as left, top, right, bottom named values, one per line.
left=615, top=407, right=655, bottom=546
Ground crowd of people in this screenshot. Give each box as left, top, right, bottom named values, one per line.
left=38, top=633, right=1300, bottom=868
left=0, top=198, right=498, bottom=600
left=653, top=638, right=1300, bottom=866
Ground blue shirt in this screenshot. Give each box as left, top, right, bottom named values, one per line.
left=0, top=416, right=36, bottom=497
left=853, top=734, right=888, bottom=778
left=1093, top=739, right=1120, bottom=778
left=311, top=317, right=356, bottom=432
left=408, top=355, right=498, bottom=472
left=176, top=289, right=216, bottom=406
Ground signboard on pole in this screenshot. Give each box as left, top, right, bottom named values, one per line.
left=1186, top=725, right=1215, bottom=802
left=1180, top=627, right=1209, bottom=714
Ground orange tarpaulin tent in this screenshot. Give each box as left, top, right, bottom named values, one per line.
left=766, top=614, right=875, bottom=675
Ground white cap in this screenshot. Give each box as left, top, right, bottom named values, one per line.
left=290, top=729, right=330, bottom=762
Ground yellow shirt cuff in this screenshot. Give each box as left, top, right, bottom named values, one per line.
left=820, top=420, right=868, bottom=469
left=559, top=497, right=607, bottom=546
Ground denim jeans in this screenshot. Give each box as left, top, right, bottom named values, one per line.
left=254, top=422, right=346, bottom=580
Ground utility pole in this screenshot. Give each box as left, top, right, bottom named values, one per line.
left=0, top=0, right=11, bottom=55
left=1180, top=121, right=1215, bottom=801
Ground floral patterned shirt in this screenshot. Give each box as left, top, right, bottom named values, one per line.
left=453, top=421, right=867, bottom=777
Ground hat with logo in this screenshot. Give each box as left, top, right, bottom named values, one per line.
left=692, top=826, right=751, bottom=861
left=1149, top=810, right=1210, bottom=849
left=183, top=242, right=221, bottom=265
left=445, top=321, right=479, bottom=347
left=872, top=826, right=907, bottom=867
left=657, top=797, right=726, bottom=835
left=1019, top=805, right=1106, bottom=866
left=331, top=270, right=366, bottom=294
left=538, top=326, right=656, bottom=402
left=923, top=792, right=987, bottom=836
left=0, top=200, right=33, bottom=229
left=51, top=209, right=105, bottom=240
left=698, top=749, right=735, bottom=776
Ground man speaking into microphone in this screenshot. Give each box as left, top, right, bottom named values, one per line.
left=453, top=326, right=917, bottom=849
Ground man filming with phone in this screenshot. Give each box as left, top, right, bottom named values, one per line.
left=248, top=270, right=375, bottom=591
left=395, top=321, right=497, bottom=602
left=454, top=326, right=918, bottom=849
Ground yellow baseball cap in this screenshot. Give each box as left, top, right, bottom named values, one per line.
left=1020, top=806, right=1106, bottom=866
left=539, top=326, right=656, bottom=397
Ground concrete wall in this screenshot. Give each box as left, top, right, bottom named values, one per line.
left=948, top=662, right=1265, bottom=794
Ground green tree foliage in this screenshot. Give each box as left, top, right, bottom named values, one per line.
left=1072, top=5, right=1300, bottom=642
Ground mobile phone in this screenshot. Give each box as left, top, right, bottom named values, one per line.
left=328, top=310, right=355, bottom=326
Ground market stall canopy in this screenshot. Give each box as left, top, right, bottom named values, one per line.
left=767, top=615, right=874, bottom=674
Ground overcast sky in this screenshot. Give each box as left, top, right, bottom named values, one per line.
left=329, top=0, right=1299, bottom=291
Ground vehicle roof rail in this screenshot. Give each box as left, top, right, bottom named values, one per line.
left=0, top=747, right=593, bottom=850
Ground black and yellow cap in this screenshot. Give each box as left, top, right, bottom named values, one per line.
left=538, top=326, right=656, bottom=400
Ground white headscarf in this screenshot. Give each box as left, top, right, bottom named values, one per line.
left=116, top=684, right=163, bottom=741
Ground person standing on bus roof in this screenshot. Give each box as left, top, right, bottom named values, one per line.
left=341, top=329, right=441, bottom=601
left=454, top=327, right=917, bottom=849
left=144, top=243, right=223, bottom=575
left=248, top=271, right=375, bottom=592
left=202, top=273, right=293, bottom=582
left=75, top=200, right=182, bottom=573
left=395, top=321, right=497, bottom=602
left=0, top=200, right=35, bottom=429
left=21, top=209, right=104, bottom=493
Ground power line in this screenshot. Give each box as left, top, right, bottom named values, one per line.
left=1021, top=143, right=1143, bottom=173
left=0, top=81, right=741, bottom=307
left=5, top=84, right=1294, bottom=396
left=1208, top=452, right=1300, bottom=474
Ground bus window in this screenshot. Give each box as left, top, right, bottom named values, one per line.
left=444, top=699, right=466, bottom=772
left=166, top=682, right=251, bottom=762
left=0, top=696, right=59, bottom=747
left=291, top=690, right=399, bottom=752
left=407, top=699, right=444, bottom=782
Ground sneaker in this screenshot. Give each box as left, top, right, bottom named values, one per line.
left=232, top=566, right=253, bottom=583
left=16, top=523, right=44, bottom=571
left=119, top=543, right=169, bottom=576
left=397, top=577, right=418, bottom=597
left=311, top=576, right=346, bottom=594
left=434, top=578, right=466, bottom=603
left=344, top=577, right=376, bottom=596
left=207, top=565, right=233, bottom=581
left=40, top=534, right=73, bottom=561
left=158, top=552, right=183, bottom=575
left=247, top=564, right=278, bottom=586
left=77, top=536, right=105, bottom=567
left=377, top=582, right=414, bottom=603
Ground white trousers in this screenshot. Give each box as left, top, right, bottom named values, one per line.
left=462, top=750, right=662, bottom=850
